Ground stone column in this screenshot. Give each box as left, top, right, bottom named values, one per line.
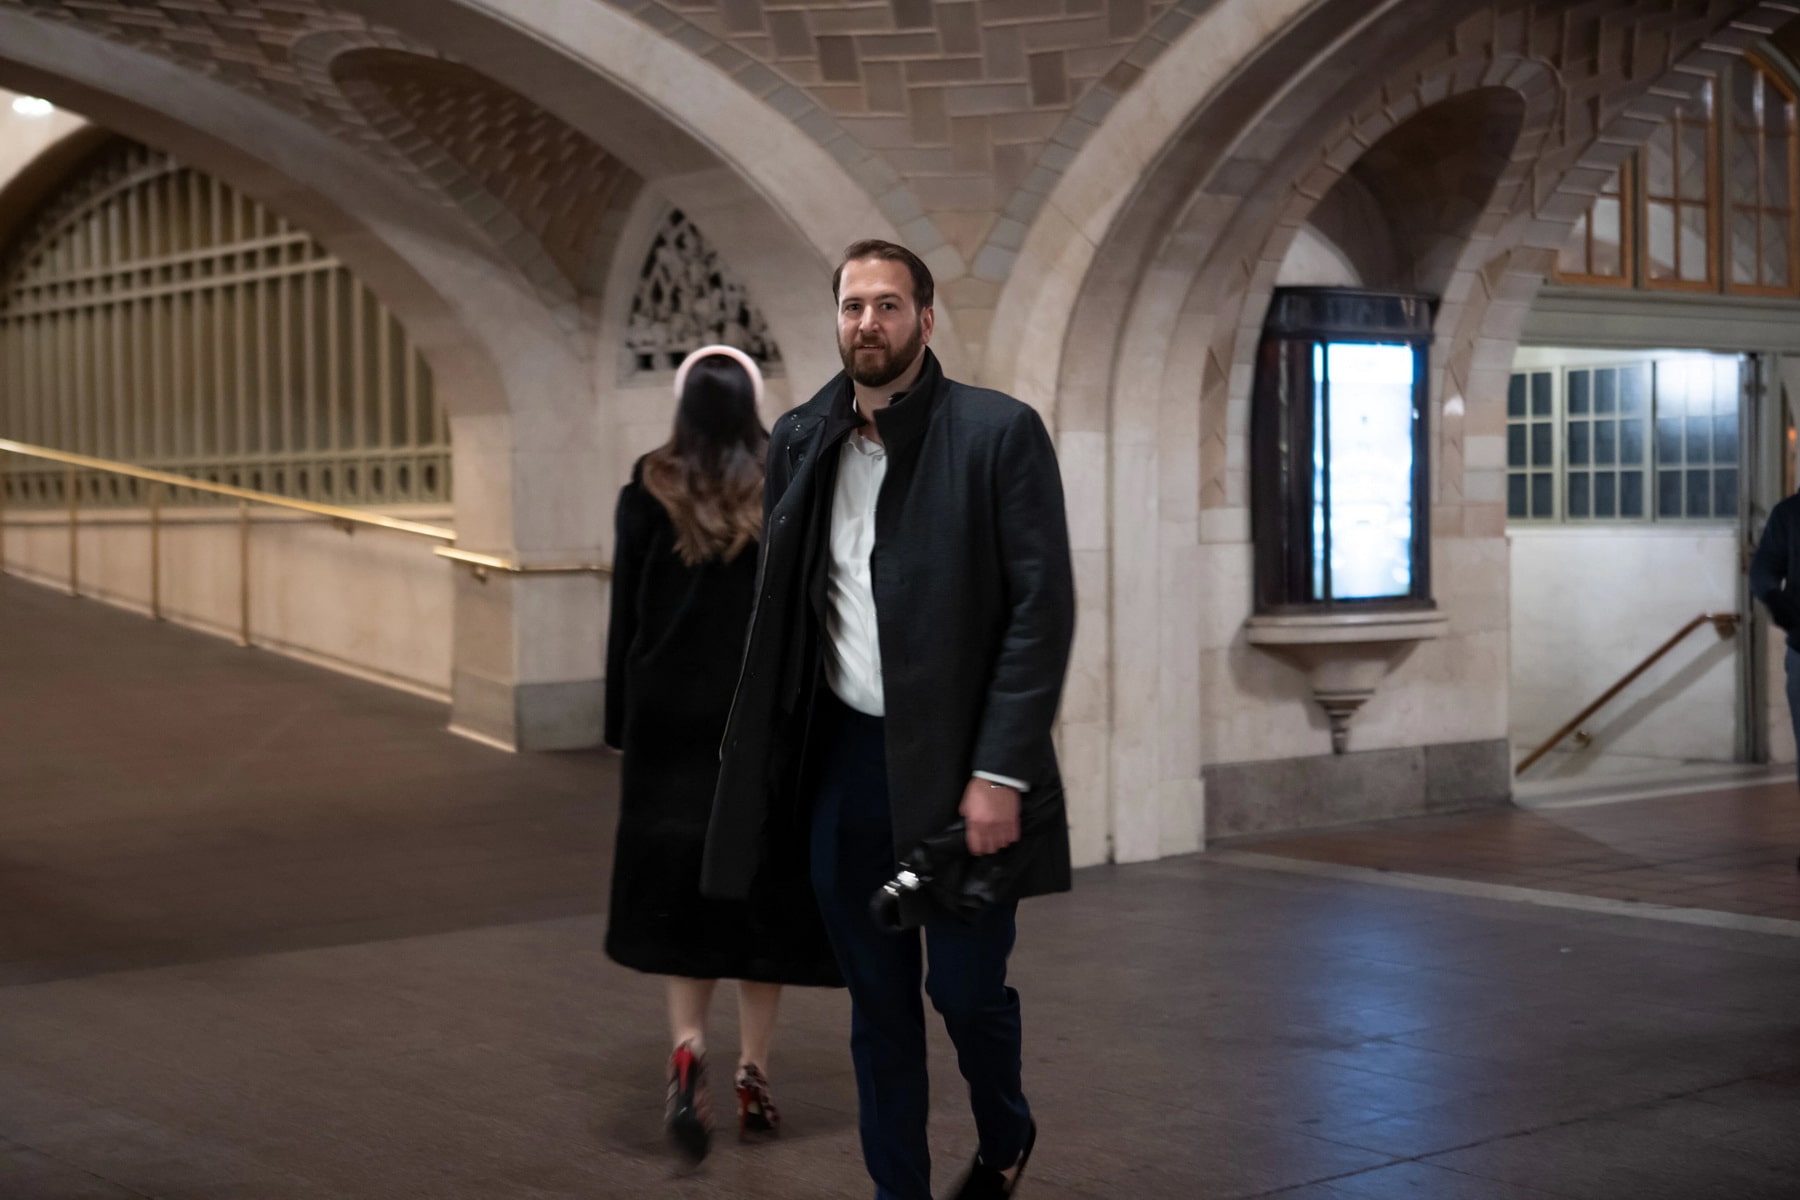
left=446, top=404, right=614, bottom=751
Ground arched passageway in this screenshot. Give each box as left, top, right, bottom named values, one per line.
left=0, top=0, right=1791, bottom=854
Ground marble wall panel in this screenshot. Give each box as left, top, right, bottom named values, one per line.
left=1511, top=527, right=1740, bottom=768
left=0, top=509, right=455, bottom=695
left=1056, top=718, right=1111, bottom=868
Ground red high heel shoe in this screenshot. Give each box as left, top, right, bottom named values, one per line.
left=666, top=1041, right=710, bottom=1162
left=734, top=1062, right=780, bottom=1139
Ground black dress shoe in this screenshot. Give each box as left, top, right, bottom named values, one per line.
left=946, top=1118, right=1036, bottom=1199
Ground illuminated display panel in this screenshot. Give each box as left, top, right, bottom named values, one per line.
left=1252, top=288, right=1433, bottom=612
left=1317, top=343, right=1416, bottom=600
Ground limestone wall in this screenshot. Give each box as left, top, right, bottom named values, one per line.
left=0, top=507, right=454, bottom=698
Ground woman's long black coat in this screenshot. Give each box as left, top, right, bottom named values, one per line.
left=604, top=459, right=839, bottom=986
left=703, top=351, right=1076, bottom=909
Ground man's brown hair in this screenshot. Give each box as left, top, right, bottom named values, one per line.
left=832, top=240, right=934, bottom=310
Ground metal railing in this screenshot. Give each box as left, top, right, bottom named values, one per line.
left=1515, top=612, right=1740, bottom=776
left=0, top=437, right=607, bottom=647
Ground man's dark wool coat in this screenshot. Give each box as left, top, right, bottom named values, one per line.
left=1751, top=492, right=1800, bottom=648
left=702, top=349, right=1076, bottom=912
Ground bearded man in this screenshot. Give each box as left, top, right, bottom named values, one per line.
left=704, top=240, right=1076, bottom=1200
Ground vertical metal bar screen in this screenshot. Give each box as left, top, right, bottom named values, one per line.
left=0, top=140, right=448, bottom=509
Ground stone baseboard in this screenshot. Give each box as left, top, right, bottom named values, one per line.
left=451, top=672, right=604, bottom=751
left=1204, top=738, right=1511, bottom=839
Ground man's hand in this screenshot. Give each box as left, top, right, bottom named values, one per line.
left=960, top=778, right=1021, bottom=856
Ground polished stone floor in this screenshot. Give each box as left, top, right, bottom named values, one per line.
left=3, top=573, right=1799, bottom=1199
left=1237, top=779, right=1800, bottom=921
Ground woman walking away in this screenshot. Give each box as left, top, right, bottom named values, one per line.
left=603, top=344, right=840, bottom=1165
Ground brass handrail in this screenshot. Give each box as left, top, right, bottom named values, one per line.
left=432, top=547, right=610, bottom=578
left=0, top=438, right=609, bottom=648
left=0, top=438, right=457, bottom=542
left=1515, top=612, right=1740, bottom=776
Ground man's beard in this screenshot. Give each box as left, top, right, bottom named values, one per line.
left=840, top=320, right=924, bottom=388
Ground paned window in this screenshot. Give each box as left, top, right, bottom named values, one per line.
left=1653, top=356, right=1741, bottom=519
left=1555, top=57, right=1800, bottom=299
left=1555, top=164, right=1631, bottom=284
left=1507, top=357, right=1740, bottom=524
left=1562, top=363, right=1650, bottom=520
left=1726, top=64, right=1798, bottom=294
left=1643, top=83, right=1717, bottom=290
left=1506, top=371, right=1557, bottom=520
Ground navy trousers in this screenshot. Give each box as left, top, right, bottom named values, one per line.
left=808, top=694, right=1032, bottom=1200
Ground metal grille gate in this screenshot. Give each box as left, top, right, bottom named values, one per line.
left=0, top=140, right=449, bottom=509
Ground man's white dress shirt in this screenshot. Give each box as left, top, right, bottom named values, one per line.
left=822, top=414, right=1027, bottom=792
left=822, top=428, right=888, bottom=718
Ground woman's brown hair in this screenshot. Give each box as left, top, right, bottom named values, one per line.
left=641, top=353, right=768, bottom=565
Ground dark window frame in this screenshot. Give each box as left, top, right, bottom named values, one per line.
left=1252, top=287, right=1436, bottom=614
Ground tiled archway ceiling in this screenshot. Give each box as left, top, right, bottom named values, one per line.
left=332, top=49, right=637, bottom=294
left=0, top=0, right=641, bottom=308
left=635, top=0, right=1187, bottom=273
left=2, top=0, right=1197, bottom=290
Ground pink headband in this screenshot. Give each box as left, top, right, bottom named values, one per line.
left=674, top=344, right=765, bottom=408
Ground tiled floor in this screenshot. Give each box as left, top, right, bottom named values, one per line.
left=4, top=573, right=1800, bottom=1199
left=1235, top=785, right=1800, bottom=922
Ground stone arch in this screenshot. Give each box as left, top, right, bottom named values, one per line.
left=326, top=0, right=951, bottom=389
left=1278, top=175, right=1394, bottom=289
left=1293, top=88, right=1529, bottom=294
left=0, top=20, right=612, bottom=749
left=1034, top=0, right=1792, bottom=862
left=0, top=0, right=944, bottom=753
left=0, top=21, right=529, bottom=429
left=0, top=11, right=595, bottom=619
left=0, top=9, right=640, bottom=345
left=1000, top=0, right=1478, bottom=864
left=0, top=120, right=111, bottom=251
left=0, top=0, right=945, bottom=390
left=324, top=43, right=642, bottom=313
left=1184, top=55, right=1564, bottom=520
left=981, top=0, right=1345, bottom=411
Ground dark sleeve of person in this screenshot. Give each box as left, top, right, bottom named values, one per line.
left=971, top=407, right=1078, bottom=785
left=1750, top=501, right=1794, bottom=631
left=603, top=482, right=650, bottom=750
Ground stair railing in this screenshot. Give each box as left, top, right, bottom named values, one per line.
left=1514, top=612, right=1740, bottom=776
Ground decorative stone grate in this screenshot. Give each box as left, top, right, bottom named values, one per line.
left=624, top=210, right=781, bottom=374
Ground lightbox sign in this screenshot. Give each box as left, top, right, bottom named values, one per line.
left=1253, top=289, right=1434, bottom=611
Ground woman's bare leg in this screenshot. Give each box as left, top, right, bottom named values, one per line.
left=736, top=981, right=782, bottom=1070
left=667, top=976, right=718, bottom=1054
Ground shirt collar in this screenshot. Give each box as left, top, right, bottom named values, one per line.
left=843, top=395, right=886, bottom=456
left=845, top=425, right=885, bottom=458
left=825, top=349, right=942, bottom=455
